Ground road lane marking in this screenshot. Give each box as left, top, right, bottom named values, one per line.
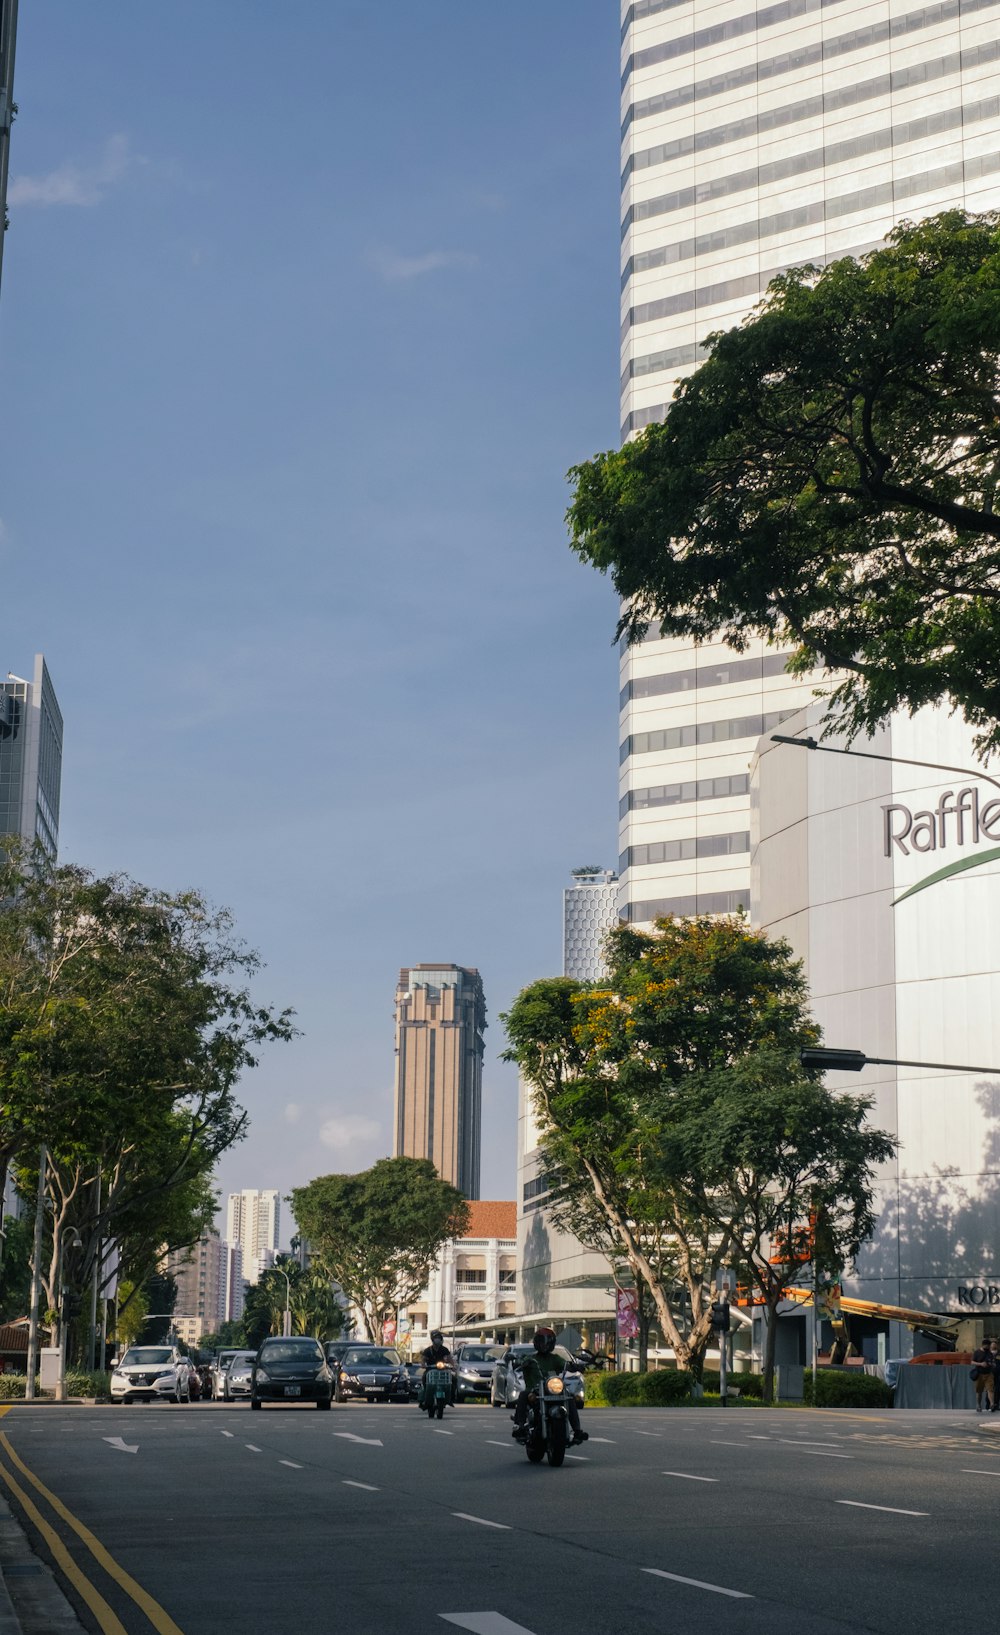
left=452, top=1513, right=511, bottom=1530
left=440, top=1616, right=539, bottom=1634
left=781, top=1440, right=839, bottom=1448
left=565, top=1454, right=589, bottom=1461
left=587, top=1437, right=616, bottom=1443
left=280, top=1460, right=302, bottom=1469
left=633, top=1431, right=662, bottom=1438
left=432, top=1429, right=454, bottom=1436
left=746, top=1435, right=771, bottom=1440
left=662, top=1471, right=718, bottom=1482
left=220, top=1431, right=234, bottom=1438
left=0, top=1432, right=185, bottom=1634
left=486, top=1440, right=514, bottom=1448
left=962, top=1468, right=1000, bottom=1476
left=102, top=1436, right=138, bottom=1454
left=343, top=1480, right=379, bottom=1491
left=245, top=1444, right=262, bottom=1453
left=798, top=1451, right=851, bottom=1458
left=334, top=1432, right=384, bottom=1446
left=643, top=1567, right=751, bottom=1599
left=710, top=1440, right=747, bottom=1448
left=836, top=1501, right=928, bottom=1516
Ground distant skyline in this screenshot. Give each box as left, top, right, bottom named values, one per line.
left=1, top=3, right=621, bottom=1211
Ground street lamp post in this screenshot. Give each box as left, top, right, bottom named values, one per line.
left=276, top=1267, right=291, bottom=1337
left=770, top=733, right=1000, bottom=797
left=54, top=1229, right=83, bottom=1403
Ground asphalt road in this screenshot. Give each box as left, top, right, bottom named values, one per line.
left=0, top=1399, right=996, bottom=1635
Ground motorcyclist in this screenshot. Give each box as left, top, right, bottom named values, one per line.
left=512, top=1327, right=588, bottom=1446
left=420, top=1330, right=454, bottom=1412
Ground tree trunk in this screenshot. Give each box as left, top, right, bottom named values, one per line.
left=761, top=1302, right=779, bottom=1405
left=638, top=1301, right=650, bottom=1373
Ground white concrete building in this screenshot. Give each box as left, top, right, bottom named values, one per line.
left=563, top=868, right=619, bottom=981
left=753, top=708, right=1000, bottom=1360
left=403, top=1202, right=517, bottom=1344
left=617, top=0, right=1000, bottom=926
left=225, top=1189, right=280, bottom=1283
left=0, top=655, right=62, bottom=858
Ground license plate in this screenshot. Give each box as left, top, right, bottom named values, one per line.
left=364, top=1388, right=384, bottom=1396
left=284, top=1385, right=301, bottom=1397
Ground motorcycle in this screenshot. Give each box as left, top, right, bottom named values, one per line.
left=423, top=1360, right=454, bottom=1420
left=524, top=1373, right=571, bottom=1466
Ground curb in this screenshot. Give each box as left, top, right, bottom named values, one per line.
left=0, top=1496, right=86, bottom=1634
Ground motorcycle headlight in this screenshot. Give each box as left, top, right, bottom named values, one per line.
left=547, top=1377, right=564, bottom=1394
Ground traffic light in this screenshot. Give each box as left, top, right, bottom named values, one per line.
left=710, top=1301, right=730, bottom=1333
left=63, top=1293, right=83, bottom=1321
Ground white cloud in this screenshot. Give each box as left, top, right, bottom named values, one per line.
left=284, top=1102, right=301, bottom=1124
left=370, top=248, right=478, bottom=284
left=319, top=1113, right=382, bottom=1152
left=8, top=134, right=132, bottom=208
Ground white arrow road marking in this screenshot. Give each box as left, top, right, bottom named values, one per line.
left=101, top=1437, right=138, bottom=1454
left=280, top=1460, right=302, bottom=1469
left=643, top=1568, right=752, bottom=1600
left=334, top=1432, right=383, bottom=1446
left=452, top=1513, right=510, bottom=1530
left=343, top=1480, right=379, bottom=1492
left=836, top=1501, right=928, bottom=1516
left=441, top=1617, right=539, bottom=1634
left=245, top=1444, right=262, bottom=1453
left=662, top=1471, right=717, bottom=1482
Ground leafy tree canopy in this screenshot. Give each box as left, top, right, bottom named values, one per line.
left=503, top=917, right=892, bottom=1378
left=291, top=1158, right=469, bottom=1342
left=568, top=211, right=1000, bottom=752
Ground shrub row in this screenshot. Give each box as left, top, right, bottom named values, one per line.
left=803, top=1370, right=893, bottom=1408
left=700, top=1370, right=765, bottom=1399
left=0, top=1371, right=110, bottom=1400
left=585, top=1368, right=692, bottom=1406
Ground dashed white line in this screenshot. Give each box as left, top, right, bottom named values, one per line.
left=662, top=1471, right=718, bottom=1482
left=710, top=1440, right=747, bottom=1448
left=781, top=1440, right=840, bottom=1448
left=432, top=1429, right=454, bottom=1436
left=961, top=1468, right=1000, bottom=1477
left=836, top=1501, right=928, bottom=1517
left=587, top=1436, right=616, bottom=1444
left=279, top=1460, right=302, bottom=1469
left=220, top=1431, right=234, bottom=1439
left=440, top=1616, right=539, bottom=1634
left=486, top=1440, right=513, bottom=1448
left=245, top=1444, right=262, bottom=1453
left=633, top=1431, right=663, bottom=1438
left=565, top=1454, right=589, bottom=1461
left=643, top=1568, right=752, bottom=1599
left=798, top=1451, right=851, bottom=1459
left=452, top=1513, right=511, bottom=1531
left=343, top=1480, right=379, bottom=1492
left=746, top=1435, right=771, bottom=1440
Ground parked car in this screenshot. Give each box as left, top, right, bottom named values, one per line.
left=251, top=1337, right=333, bottom=1409
left=110, top=1346, right=195, bottom=1405
left=336, top=1345, right=410, bottom=1403
left=221, top=1350, right=258, bottom=1401
left=207, top=1349, right=243, bottom=1400
left=401, top=1360, right=424, bottom=1398
left=224, top=1351, right=258, bottom=1401
left=490, top=1344, right=584, bottom=1409
left=325, top=1340, right=356, bottom=1400
left=454, top=1344, right=505, bottom=1402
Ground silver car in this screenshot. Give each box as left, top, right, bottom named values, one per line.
left=223, top=1351, right=258, bottom=1401
left=454, top=1344, right=505, bottom=1401
left=490, top=1343, right=584, bottom=1409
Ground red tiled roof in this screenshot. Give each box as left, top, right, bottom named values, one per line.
left=0, top=1325, right=29, bottom=1353
left=463, top=1200, right=516, bottom=1241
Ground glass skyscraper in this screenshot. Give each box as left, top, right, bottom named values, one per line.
left=0, top=655, right=63, bottom=857
left=617, top=0, right=1000, bottom=925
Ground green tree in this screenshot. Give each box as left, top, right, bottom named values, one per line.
left=568, top=211, right=1000, bottom=753
left=0, top=1216, right=33, bottom=1322
left=240, top=1259, right=344, bottom=1348
left=503, top=918, right=891, bottom=1377
left=197, top=1319, right=245, bottom=1352
left=0, top=845, right=295, bottom=1361
left=291, top=1158, right=469, bottom=1342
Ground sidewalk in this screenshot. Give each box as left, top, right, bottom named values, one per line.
left=0, top=1496, right=85, bottom=1635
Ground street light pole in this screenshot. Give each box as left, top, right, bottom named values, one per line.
left=276, top=1267, right=291, bottom=1337
left=770, top=733, right=1000, bottom=796
left=801, top=1045, right=1000, bottom=1077
left=54, top=1229, right=83, bottom=1403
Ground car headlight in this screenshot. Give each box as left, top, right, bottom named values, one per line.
left=343, top=1372, right=359, bottom=1382
left=112, top=1369, right=125, bottom=1379
left=156, top=1370, right=176, bottom=1382
left=255, top=1369, right=270, bottom=1384
left=460, top=1370, right=478, bottom=1380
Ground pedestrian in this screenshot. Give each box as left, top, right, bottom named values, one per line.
left=972, top=1339, right=994, bottom=1411
left=990, top=1340, right=1000, bottom=1412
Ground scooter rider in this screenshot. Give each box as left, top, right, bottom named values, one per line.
left=512, top=1326, right=588, bottom=1446
left=421, top=1330, right=454, bottom=1411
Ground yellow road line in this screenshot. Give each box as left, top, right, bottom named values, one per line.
left=0, top=1431, right=186, bottom=1635
left=0, top=1457, right=129, bottom=1635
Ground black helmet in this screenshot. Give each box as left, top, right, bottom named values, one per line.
left=533, top=1326, right=556, bottom=1355
left=430, top=1330, right=443, bottom=1345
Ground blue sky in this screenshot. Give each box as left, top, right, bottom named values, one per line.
left=2, top=2, right=622, bottom=1227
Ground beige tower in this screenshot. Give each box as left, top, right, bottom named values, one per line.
left=392, top=965, right=486, bottom=1200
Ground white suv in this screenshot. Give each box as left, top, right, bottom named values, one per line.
left=110, top=1346, right=193, bottom=1404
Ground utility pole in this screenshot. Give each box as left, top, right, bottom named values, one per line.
left=24, top=1145, right=47, bottom=1402
left=87, top=1165, right=102, bottom=1372
left=712, top=1286, right=731, bottom=1406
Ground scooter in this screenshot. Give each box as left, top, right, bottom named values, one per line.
left=422, top=1360, right=454, bottom=1420
left=524, top=1374, right=571, bottom=1466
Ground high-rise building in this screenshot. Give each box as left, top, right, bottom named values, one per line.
left=393, top=965, right=486, bottom=1199
left=165, top=1228, right=225, bottom=1346
left=225, top=1188, right=280, bottom=1283
left=617, top=0, right=1000, bottom=926
left=0, top=1, right=18, bottom=303
left=221, top=1240, right=245, bottom=1323
left=563, top=867, right=619, bottom=982
left=0, top=655, right=63, bottom=857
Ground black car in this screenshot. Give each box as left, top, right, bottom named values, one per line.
left=401, top=1360, right=424, bottom=1397
left=250, top=1337, right=333, bottom=1409
left=336, top=1345, right=410, bottom=1403
left=325, top=1340, right=356, bottom=1401
left=454, top=1343, right=505, bottom=1401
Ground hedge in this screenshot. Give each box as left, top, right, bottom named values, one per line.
left=585, top=1369, right=692, bottom=1406
left=803, top=1370, right=893, bottom=1408
left=0, top=1372, right=110, bottom=1400
left=700, top=1370, right=765, bottom=1399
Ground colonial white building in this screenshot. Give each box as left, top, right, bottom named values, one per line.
left=402, top=1202, right=517, bottom=1345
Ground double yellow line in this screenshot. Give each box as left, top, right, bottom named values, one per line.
left=0, top=1414, right=185, bottom=1635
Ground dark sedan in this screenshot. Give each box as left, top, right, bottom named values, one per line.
left=336, top=1345, right=410, bottom=1402
left=250, top=1337, right=333, bottom=1409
